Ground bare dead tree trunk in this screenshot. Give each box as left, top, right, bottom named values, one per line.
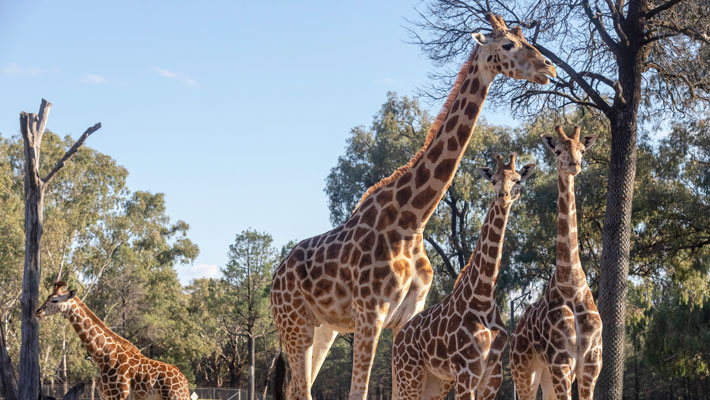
left=0, top=315, right=18, bottom=400
left=17, top=99, right=101, bottom=400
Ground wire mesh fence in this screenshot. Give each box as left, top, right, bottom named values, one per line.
left=38, top=385, right=272, bottom=400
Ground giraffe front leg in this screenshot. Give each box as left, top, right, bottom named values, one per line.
left=476, top=357, right=503, bottom=400
left=476, top=330, right=507, bottom=400
left=548, top=357, right=574, bottom=400
left=450, top=355, right=484, bottom=400
left=98, top=377, right=131, bottom=400
left=453, top=370, right=480, bottom=400
left=576, top=338, right=602, bottom=400
left=390, top=325, right=404, bottom=400
left=348, top=308, right=387, bottom=400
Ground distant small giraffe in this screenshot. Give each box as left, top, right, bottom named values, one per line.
left=36, top=282, right=190, bottom=400
left=392, top=153, right=535, bottom=400
left=269, top=13, right=555, bottom=400
left=510, top=126, right=603, bottom=400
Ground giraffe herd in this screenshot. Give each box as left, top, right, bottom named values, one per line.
left=34, top=11, right=604, bottom=400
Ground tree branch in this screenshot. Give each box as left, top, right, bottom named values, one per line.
left=646, top=0, right=683, bottom=19
left=425, top=236, right=458, bottom=280
left=513, top=89, right=602, bottom=111
left=581, top=0, right=624, bottom=51
left=534, top=44, right=613, bottom=115
left=42, top=122, right=101, bottom=186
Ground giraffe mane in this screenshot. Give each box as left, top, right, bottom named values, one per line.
left=74, top=297, right=142, bottom=354
left=454, top=259, right=473, bottom=288
left=351, top=47, right=479, bottom=213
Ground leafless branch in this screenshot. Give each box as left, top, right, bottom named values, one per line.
left=425, top=236, right=459, bottom=279
left=646, top=0, right=684, bottom=19
left=42, top=122, right=101, bottom=185
left=581, top=0, right=624, bottom=51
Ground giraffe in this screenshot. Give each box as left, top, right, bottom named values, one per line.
left=510, top=125, right=603, bottom=400
left=35, top=282, right=190, bottom=400
left=392, top=153, right=535, bottom=400
left=269, top=13, right=556, bottom=400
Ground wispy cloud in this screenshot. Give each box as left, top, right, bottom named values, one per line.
left=153, top=66, right=199, bottom=87
left=80, top=74, right=105, bottom=84
left=2, top=62, right=45, bottom=76
left=375, top=77, right=394, bottom=85
left=189, top=264, right=220, bottom=280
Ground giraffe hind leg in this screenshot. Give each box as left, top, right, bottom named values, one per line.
left=310, top=324, right=338, bottom=386
left=280, top=323, right=315, bottom=400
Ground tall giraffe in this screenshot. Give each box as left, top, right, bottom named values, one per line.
left=269, top=13, right=556, bottom=400
left=510, top=126, right=603, bottom=400
left=392, top=153, right=535, bottom=400
left=36, top=282, right=190, bottom=400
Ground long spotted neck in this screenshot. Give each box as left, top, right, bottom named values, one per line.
left=452, top=201, right=511, bottom=308
left=352, top=47, right=496, bottom=234
left=554, top=173, right=587, bottom=289
left=63, top=298, right=136, bottom=365
left=403, top=49, right=495, bottom=230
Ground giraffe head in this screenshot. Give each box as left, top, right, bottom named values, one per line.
left=36, top=281, right=77, bottom=319
left=471, top=13, right=556, bottom=84
left=542, top=125, right=599, bottom=175
left=477, top=153, right=535, bottom=205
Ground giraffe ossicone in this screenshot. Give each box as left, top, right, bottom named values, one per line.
left=510, top=125, right=603, bottom=400
left=36, top=281, right=191, bottom=400
left=270, top=12, right=555, bottom=400
left=392, top=153, right=534, bottom=400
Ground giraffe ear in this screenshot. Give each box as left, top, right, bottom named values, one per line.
left=471, top=32, right=488, bottom=45
left=67, top=289, right=77, bottom=299
left=541, top=135, right=558, bottom=154
left=476, top=167, right=495, bottom=182
left=518, top=163, right=536, bottom=181
left=581, top=134, right=599, bottom=152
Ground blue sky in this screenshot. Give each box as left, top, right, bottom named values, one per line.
left=0, top=1, right=517, bottom=284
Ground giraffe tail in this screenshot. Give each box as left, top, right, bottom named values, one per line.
left=273, top=352, right=288, bottom=400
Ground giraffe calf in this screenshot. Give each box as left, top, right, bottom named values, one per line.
left=510, top=126, right=603, bottom=400
left=36, top=282, right=190, bottom=400
left=392, top=153, right=535, bottom=400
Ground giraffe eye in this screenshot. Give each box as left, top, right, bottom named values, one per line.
left=502, top=43, right=514, bottom=51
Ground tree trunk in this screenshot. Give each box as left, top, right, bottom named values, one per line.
left=247, top=335, right=254, bottom=400
left=595, top=30, right=645, bottom=399
left=62, top=328, right=67, bottom=394
left=595, top=1, right=649, bottom=396
left=17, top=100, right=100, bottom=400
left=596, top=99, right=637, bottom=400
left=0, top=316, right=18, bottom=400
left=18, top=102, right=50, bottom=400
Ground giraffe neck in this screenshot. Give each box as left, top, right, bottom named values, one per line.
left=554, top=173, right=586, bottom=288
left=404, top=50, right=495, bottom=229
left=351, top=47, right=496, bottom=233
left=64, top=298, right=138, bottom=365
left=453, top=201, right=511, bottom=305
